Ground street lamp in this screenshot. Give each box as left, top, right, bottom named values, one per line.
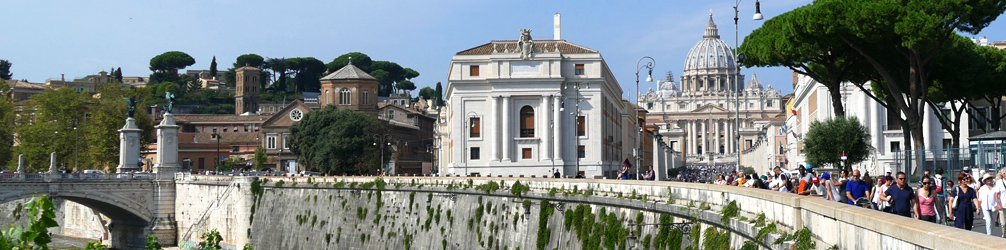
left=73, top=122, right=78, bottom=172
left=462, top=111, right=478, bottom=177
left=373, top=134, right=393, bottom=175
left=733, top=0, right=764, bottom=172
left=212, top=129, right=222, bottom=170
left=636, top=56, right=655, bottom=180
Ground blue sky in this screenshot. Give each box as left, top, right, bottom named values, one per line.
left=3, top=0, right=1005, bottom=101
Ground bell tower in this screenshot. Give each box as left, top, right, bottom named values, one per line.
left=235, top=64, right=261, bottom=114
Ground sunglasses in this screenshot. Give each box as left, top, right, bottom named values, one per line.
left=898, top=178, right=906, bottom=180
left=922, top=182, right=931, bottom=185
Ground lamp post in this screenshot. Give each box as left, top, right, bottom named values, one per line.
left=563, top=82, right=584, bottom=177
left=73, top=121, right=78, bottom=172
left=212, top=129, right=222, bottom=170
left=733, top=0, right=764, bottom=172
left=636, top=56, right=655, bottom=180
left=462, top=111, right=478, bottom=177
left=373, top=134, right=393, bottom=175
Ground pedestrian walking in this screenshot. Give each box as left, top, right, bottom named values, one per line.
left=917, top=176, right=938, bottom=222
left=821, top=173, right=838, bottom=202
left=845, top=170, right=870, bottom=205
left=880, top=172, right=918, bottom=218
left=934, top=167, right=948, bottom=224
left=995, top=168, right=1006, bottom=237
left=950, top=173, right=980, bottom=230
left=978, top=173, right=1001, bottom=235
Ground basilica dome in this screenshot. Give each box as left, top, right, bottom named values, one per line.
left=683, top=14, right=736, bottom=72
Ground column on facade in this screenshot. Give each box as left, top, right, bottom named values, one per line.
left=689, top=120, right=697, bottom=155
left=701, top=119, right=707, bottom=155
left=727, top=120, right=733, bottom=154
left=542, top=95, right=551, bottom=161
left=502, top=96, right=512, bottom=161
left=491, top=96, right=500, bottom=161
left=553, top=95, right=562, bottom=161
left=715, top=120, right=722, bottom=154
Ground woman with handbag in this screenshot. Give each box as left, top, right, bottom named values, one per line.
left=950, top=173, right=981, bottom=230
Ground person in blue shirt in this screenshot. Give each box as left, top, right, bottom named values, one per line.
left=845, top=169, right=871, bottom=205
left=880, top=172, right=919, bottom=218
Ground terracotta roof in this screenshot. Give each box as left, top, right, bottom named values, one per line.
left=456, top=40, right=598, bottom=55
left=235, top=65, right=261, bottom=71
left=378, top=102, right=425, bottom=116
left=321, top=62, right=376, bottom=81
left=7, top=80, right=46, bottom=90
left=172, top=114, right=268, bottom=123
left=190, top=132, right=261, bottom=144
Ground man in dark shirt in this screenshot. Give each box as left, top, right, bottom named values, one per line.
left=881, top=172, right=919, bottom=218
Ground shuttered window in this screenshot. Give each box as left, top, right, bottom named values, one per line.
left=522, top=148, right=532, bottom=159
left=575, top=64, right=584, bottom=75
left=519, top=106, right=534, bottom=137
left=577, top=116, right=586, bottom=136
left=470, top=117, right=481, bottom=138
left=470, top=65, right=480, bottom=76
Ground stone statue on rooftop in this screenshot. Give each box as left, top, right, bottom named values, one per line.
left=519, top=29, right=534, bottom=60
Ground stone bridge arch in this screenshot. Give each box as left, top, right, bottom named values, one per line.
left=0, top=181, right=168, bottom=249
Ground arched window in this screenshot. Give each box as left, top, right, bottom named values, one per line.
left=519, top=106, right=534, bottom=137
left=339, top=88, right=351, bottom=105
left=325, top=90, right=330, bottom=105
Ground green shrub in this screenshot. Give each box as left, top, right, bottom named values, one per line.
left=199, top=229, right=223, bottom=250
left=275, top=180, right=285, bottom=187
left=145, top=235, right=162, bottom=250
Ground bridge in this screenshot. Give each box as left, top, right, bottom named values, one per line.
left=0, top=172, right=177, bottom=249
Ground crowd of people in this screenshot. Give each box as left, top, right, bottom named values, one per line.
left=674, top=164, right=1006, bottom=236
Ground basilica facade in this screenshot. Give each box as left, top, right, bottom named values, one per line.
left=643, top=14, right=786, bottom=170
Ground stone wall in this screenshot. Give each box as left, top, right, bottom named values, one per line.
left=173, top=175, right=1006, bottom=250
left=174, top=175, right=254, bottom=250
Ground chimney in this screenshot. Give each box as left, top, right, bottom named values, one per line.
left=61, top=74, right=65, bottom=82
left=554, top=13, right=561, bottom=40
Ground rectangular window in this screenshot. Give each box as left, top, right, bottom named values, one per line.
left=198, top=158, right=205, bottom=170
left=891, top=142, right=901, bottom=153
left=522, top=148, right=532, bottom=159
left=388, top=110, right=395, bottom=119
left=266, top=134, right=277, bottom=149
left=575, top=64, right=585, bottom=75
left=470, top=147, right=480, bottom=160
left=577, top=116, right=586, bottom=136
left=283, top=134, right=289, bottom=149
left=470, top=117, right=481, bottom=138
left=470, top=65, right=480, bottom=76
left=578, top=146, right=585, bottom=158
left=362, top=91, right=369, bottom=104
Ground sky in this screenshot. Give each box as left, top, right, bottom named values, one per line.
left=3, top=0, right=1006, bottom=102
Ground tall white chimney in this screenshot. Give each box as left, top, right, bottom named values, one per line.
left=554, top=13, right=561, bottom=40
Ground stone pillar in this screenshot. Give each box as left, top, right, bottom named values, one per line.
left=553, top=95, right=562, bottom=163
left=542, top=95, right=551, bottom=161
left=714, top=120, right=720, bottom=154
left=153, top=113, right=181, bottom=179
left=701, top=120, right=707, bottom=155
left=117, top=117, right=143, bottom=173
left=148, top=112, right=179, bottom=246
left=17, top=154, right=25, bottom=181
left=491, top=96, right=500, bottom=161
left=47, top=152, right=60, bottom=181
left=688, top=121, right=696, bottom=155
left=501, top=96, right=511, bottom=162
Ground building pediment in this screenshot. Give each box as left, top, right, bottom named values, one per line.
left=262, top=100, right=314, bottom=128
left=690, top=104, right=728, bottom=113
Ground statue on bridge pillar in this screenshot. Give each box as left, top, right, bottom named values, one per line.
left=17, top=154, right=25, bottom=181
left=117, top=97, right=143, bottom=173
left=149, top=92, right=179, bottom=246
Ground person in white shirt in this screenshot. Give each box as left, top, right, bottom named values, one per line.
left=995, top=168, right=1006, bottom=237
left=873, top=176, right=892, bottom=211
left=977, top=173, right=1001, bottom=235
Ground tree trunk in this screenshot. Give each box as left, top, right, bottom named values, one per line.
left=828, top=85, right=846, bottom=117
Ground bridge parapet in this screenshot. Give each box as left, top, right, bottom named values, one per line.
left=232, top=175, right=1006, bottom=250
left=0, top=172, right=160, bottom=182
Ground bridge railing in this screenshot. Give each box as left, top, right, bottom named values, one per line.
left=0, top=172, right=157, bottom=182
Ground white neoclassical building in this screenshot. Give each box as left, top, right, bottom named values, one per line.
left=438, top=29, right=642, bottom=179
left=642, top=14, right=786, bottom=173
